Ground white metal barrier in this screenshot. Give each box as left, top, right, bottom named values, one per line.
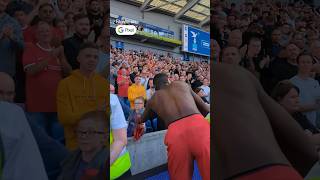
left=126, top=130, right=168, bottom=175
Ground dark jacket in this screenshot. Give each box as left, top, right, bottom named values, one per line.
left=62, top=34, right=85, bottom=70
left=58, top=147, right=107, bottom=180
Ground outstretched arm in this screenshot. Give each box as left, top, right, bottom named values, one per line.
left=139, top=100, right=156, bottom=124
left=191, top=86, right=210, bottom=117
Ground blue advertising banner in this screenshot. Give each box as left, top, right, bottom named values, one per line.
left=182, top=25, right=210, bottom=57
left=140, top=22, right=174, bottom=35
left=115, top=41, right=124, bottom=49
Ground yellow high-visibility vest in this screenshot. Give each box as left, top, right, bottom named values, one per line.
left=206, top=114, right=210, bottom=123
left=110, top=132, right=131, bottom=180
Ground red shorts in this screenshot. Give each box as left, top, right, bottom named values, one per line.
left=164, top=114, right=210, bottom=180
left=235, top=165, right=303, bottom=180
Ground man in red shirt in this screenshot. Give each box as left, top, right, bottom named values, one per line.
left=117, top=67, right=130, bottom=107
left=23, top=21, right=71, bottom=142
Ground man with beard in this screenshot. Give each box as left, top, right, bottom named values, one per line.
left=62, top=14, right=91, bottom=69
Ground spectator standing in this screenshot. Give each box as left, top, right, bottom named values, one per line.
left=146, top=78, right=155, bottom=100
left=95, top=26, right=109, bottom=78
left=62, top=14, right=91, bottom=70
left=51, top=0, right=70, bottom=19
left=57, top=42, right=108, bottom=150
left=0, top=101, right=49, bottom=180
left=110, top=93, right=131, bottom=179
left=128, top=75, right=146, bottom=109
left=140, top=68, right=150, bottom=89
left=201, top=78, right=210, bottom=103
left=0, top=0, right=24, bottom=77
left=110, top=84, right=130, bottom=120
left=130, top=66, right=139, bottom=83
left=227, top=29, right=242, bottom=48
left=270, top=28, right=283, bottom=58
left=310, top=40, right=320, bottom=83
left=11, top=1, right=31, bottom=37
left=290, top=54, right=320, bottom=127
left=117, top=67, right=130, bottom=107
left=221, top=46, right=241, bottom=65
left=0, top=72, right=69, bottom=180
left=25, top=3, right=64, bottom=45
left=23, top=21, right=70, bottom=142
left=11, top=3, right=31, bottom=103
left=87, top=0, right=103, bottom=42
left=269, top=43, right=301, bottom=90
left=64, top=11, right=75, bottom=37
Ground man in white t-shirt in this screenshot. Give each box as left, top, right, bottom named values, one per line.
left=201, top=78, right=210, bottom=103
left=290, top=54, right=320, bottom=126
left=110, top=93, right=131, bottom=178
left=0, top=101, right=48, bottom=180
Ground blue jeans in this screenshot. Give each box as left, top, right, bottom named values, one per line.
left=118, top=97, right=131, bottom=120
left=145, top=118, right=158, bottom=133
left=26, top=112, right=65, bottom=143
left=119, top=96, right=130, bottom=107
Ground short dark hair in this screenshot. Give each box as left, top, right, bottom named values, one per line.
left=134, top=96, right=145, bottom=103
left=79, top=42, right=98, bottom=52
left=37, top=20, right=50, bottom=26
left=64, top=11, right=74, bottom=18
left=271, top=80, right=300, bottom=101
left=90, top=0, right=99, bottom=4
left=296, top=53, right=312, bottom=64
left=73, top=14, right=88, bottom=22
left=53, top=18, right=65, bottom=27
left=248, top=35, right=261, bottom=44
left=78, top=111, right=108, bottom=130
left=153, top=73, right=169, bottom=90
left=39, top=3, right=53, bottom=11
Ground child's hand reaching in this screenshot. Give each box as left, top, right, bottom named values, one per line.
left=133, top=123, right=144, bottom=141
left=133, top=114, right=144, bottom=141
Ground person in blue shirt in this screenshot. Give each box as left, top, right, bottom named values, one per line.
left=0, top=0, right=24, bottom=78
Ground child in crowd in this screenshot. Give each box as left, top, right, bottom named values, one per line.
left=58, top=111, right=108, bottom=180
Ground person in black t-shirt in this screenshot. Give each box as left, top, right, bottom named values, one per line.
left=62, top=14, right=91, bottom=69
left=240, top=36, right=271, bottom=79
left=269, top=43, right=301, bottom=90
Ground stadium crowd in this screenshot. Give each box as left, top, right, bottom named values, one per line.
left=0, top=0, right=109, bottom=179
left=212, top=0, right=320, bottom=156
left=110, top=47, right=210, bottom=133
left=0, top=0, right=210, bottom=178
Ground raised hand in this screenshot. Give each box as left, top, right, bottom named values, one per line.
left=260, top=55, right=271, bottom=68
left=51, top=46, right=64, bottom=59
left=2, top=26, right=14, bottom=40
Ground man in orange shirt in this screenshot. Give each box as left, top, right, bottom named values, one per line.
left=128, top=75, right=146, bottom=109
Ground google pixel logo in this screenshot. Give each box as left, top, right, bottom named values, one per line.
left=116, top=25, right=137, bottom=35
